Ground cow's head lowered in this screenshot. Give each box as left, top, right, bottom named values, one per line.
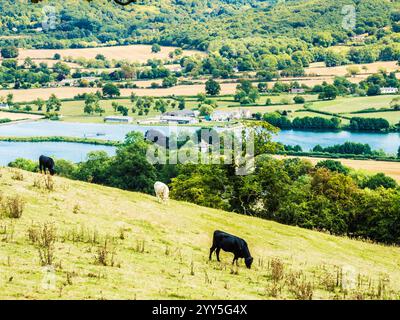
left=245, top=256, right=253, bottom=269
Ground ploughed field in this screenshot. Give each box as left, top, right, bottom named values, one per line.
left=0, top=168, right=400, bottom=299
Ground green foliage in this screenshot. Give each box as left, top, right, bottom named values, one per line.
left=234, top=80, right=259, bottom=105
left=315, top=160, right=350, bottom=175
left=349, top=117, right=390, bottom=131
left=205, top=79, right=221, bottom=96
left=170, top=164, right=232, bottom=210
left=313, top=142, right=373, bottom=155
left=293, top=96, right=305, bottom=104
left=46, top=94, right=61, bottom=112
left=1, top=46, right=18, bottom=58
left=8, top=158, right=38, bottom=172
left=102, top=83, right=120, bottom=98
left=362, top=173, right=398, bottom=190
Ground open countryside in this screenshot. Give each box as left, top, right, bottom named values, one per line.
left=1, top=0, right=400, bottom=301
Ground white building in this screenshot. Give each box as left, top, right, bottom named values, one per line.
left=211, top=109, right=252, bottom=122
left=104, top=116, right=133, bottom=123
left=160, top=115, right=199, bottom=124
left=163, top=110, right=199, bottom=118
left=290, top=88, right=305, bottom=94
left=380, top=87, right=399, bottom=94
left=0, top=103, right=10, bottom=110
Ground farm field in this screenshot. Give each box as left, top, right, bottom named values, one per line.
left=0, top=111, right=44, bottom=122
left=305, top=61, right=399, bottom=77
left=0, top=83, right=239, bottom=102
left=1, top=167, right=400, bottom=299
left=15, top=92, right=400, bottom=125
left=342, top=111, right=400, bottom=125
left=311, top=95, right=400, bottom=114
left=275, top=155, right=400, bottom=182
left=15, top=45, right=205, bottom=64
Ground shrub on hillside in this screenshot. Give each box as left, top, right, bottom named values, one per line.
left=315, top=160, right=350, bottom=175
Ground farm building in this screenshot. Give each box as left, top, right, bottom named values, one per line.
left=211, top=109, right=252, bottom=122
left=163, top=110, right=199, bottom=118
left=104, top=116, right=133, bottom=123
left=290, top=88, right=305, bottom=94
left=380, top=87, right=399, bottom=94
left=160, top=115, right=199, bottom=124
left=0, top=103, right=10, bottom=110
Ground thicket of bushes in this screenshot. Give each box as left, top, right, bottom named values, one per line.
left=263, top=112, right=392, bottom=132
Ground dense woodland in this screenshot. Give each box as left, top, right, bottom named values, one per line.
left=0, top=0, right=400, bottom=72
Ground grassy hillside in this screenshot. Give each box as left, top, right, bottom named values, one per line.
left=1, top=167, right=400, bottom=300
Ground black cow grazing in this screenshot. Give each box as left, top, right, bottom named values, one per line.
left=39, top=155, right=55, bottom=176
left=209, top=230, right=253, bottom=269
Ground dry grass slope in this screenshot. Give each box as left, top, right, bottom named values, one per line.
left=0, top=167, right=400, bottom=300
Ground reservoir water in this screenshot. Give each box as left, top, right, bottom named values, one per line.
left=0, top=121, right=400, bottom=165
left=0, top=141, right=117, bottom=166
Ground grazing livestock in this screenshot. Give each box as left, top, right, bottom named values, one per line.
left=154, top=181, right=169, bottom=204
left=39, top=155, right=55, bottom=176
left=209, top=230, right=253, bottom=269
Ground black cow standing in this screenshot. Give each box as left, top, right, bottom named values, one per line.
left=209, top=230, right=253, bottom=269
left=39, top=155, right=55, bottom=176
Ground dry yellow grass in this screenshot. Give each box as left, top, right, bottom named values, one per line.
left=0, top=83, right=239, bottom=102
left=1, top=167, right=400, bottom=299
left=274, top=155, right=400, bottom=182
left=17, top=45, right=205, bottom=64
left=306, top=61, right=399, bottom=77
left=0, top=111, right=44, bottom=121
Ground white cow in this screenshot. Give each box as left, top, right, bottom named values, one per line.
left=154, top=181, right=169, bottom=204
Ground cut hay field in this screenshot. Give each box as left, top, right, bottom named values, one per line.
left=275, top=155, right=400, bottom=183
left=16, top=45, right=205, bottom=64
left=0, top=111, right=44, bottom=122
left=306, top=61, right=399, bottom=77
left=0, top=83, right=239, bottom=102
left=1, top=167, right=400, bottom=300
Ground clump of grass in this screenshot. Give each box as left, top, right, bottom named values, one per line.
left=291, top=278, right=314, bottom=300
left=118, top=228, right=126, bottom=240
left=270, top=258, right=284, bottom=282
left=134, top=240, right=145, bottom=253
left=32, top=175, right=55, bottom=191
left=265, top=281, right=282, bottom=298
left=1, top=195, right=25, bottom=219
left=0, top=221, right=15, bottom=242
left=284, top=269, right=314, bottom=300
left=61, top=225, right=100, bottom=244
left=29, top=223, right=57, bottom=266
left=72, top=204, right=81, bottom=214
left=320, top=271, right=337, bottom=292
left=94, top=238, right=116, bottom=267
left=190, top=261, right=195, bottom=276
left=11, top=170, right=24, bottom=181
